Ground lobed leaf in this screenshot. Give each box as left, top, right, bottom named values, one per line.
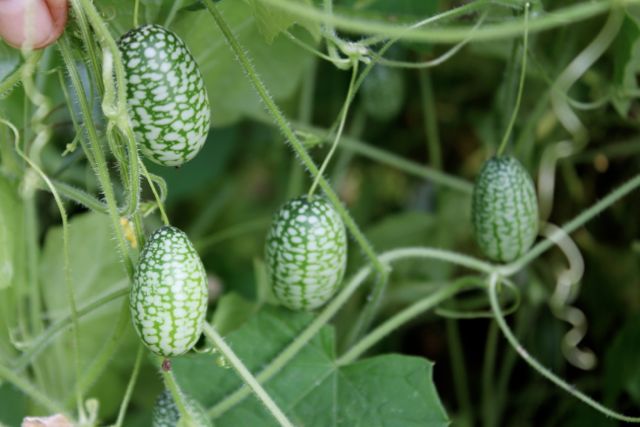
left=173, top=306, right=449, bottom=426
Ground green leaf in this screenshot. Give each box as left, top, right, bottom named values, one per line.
left=611, top=12, right=640, bottom=118
left=244, top=0, right=320, bottom=43
left=172, top=0, right=315, bottom=126
left=173, top=307, right=449, bottom=426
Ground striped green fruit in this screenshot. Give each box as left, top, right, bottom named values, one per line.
left=152, top=389, right=212, bottom=427
left=131, top=226, right=207, bottom=357
left=471, top=156, right=539, bottom=263
left=265, top=196, right=347, bottom=311
left=119, top=24, right=210, bottom=167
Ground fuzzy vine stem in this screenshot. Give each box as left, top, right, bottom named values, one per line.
left=488, top=273, right=640, bottom=422
left=201, top=0, right=385, bottom=276
left=202, top=324, right=295, bottom=427
left=254, top=0, right=628, bottom=44
left=497, top=2, right=530, bottom=157
left=38, top=180, right=109, bottom=214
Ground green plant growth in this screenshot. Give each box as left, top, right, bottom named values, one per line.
left=1, top=0, right=640, bottom=426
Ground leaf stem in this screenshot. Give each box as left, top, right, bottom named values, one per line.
left=203, top=324, right=295, bottom=427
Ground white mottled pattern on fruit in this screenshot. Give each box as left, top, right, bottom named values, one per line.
left=152, top=389, right=211, bottom=427
left=471, top=156, right=539, bottom=263
left=152, top=390, right=180, bottom=427
left=131, top=226, right=207, bottom=357
left=119, top=25, right=210, bottom=167
left=266, top=196, right=347, bottom=310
